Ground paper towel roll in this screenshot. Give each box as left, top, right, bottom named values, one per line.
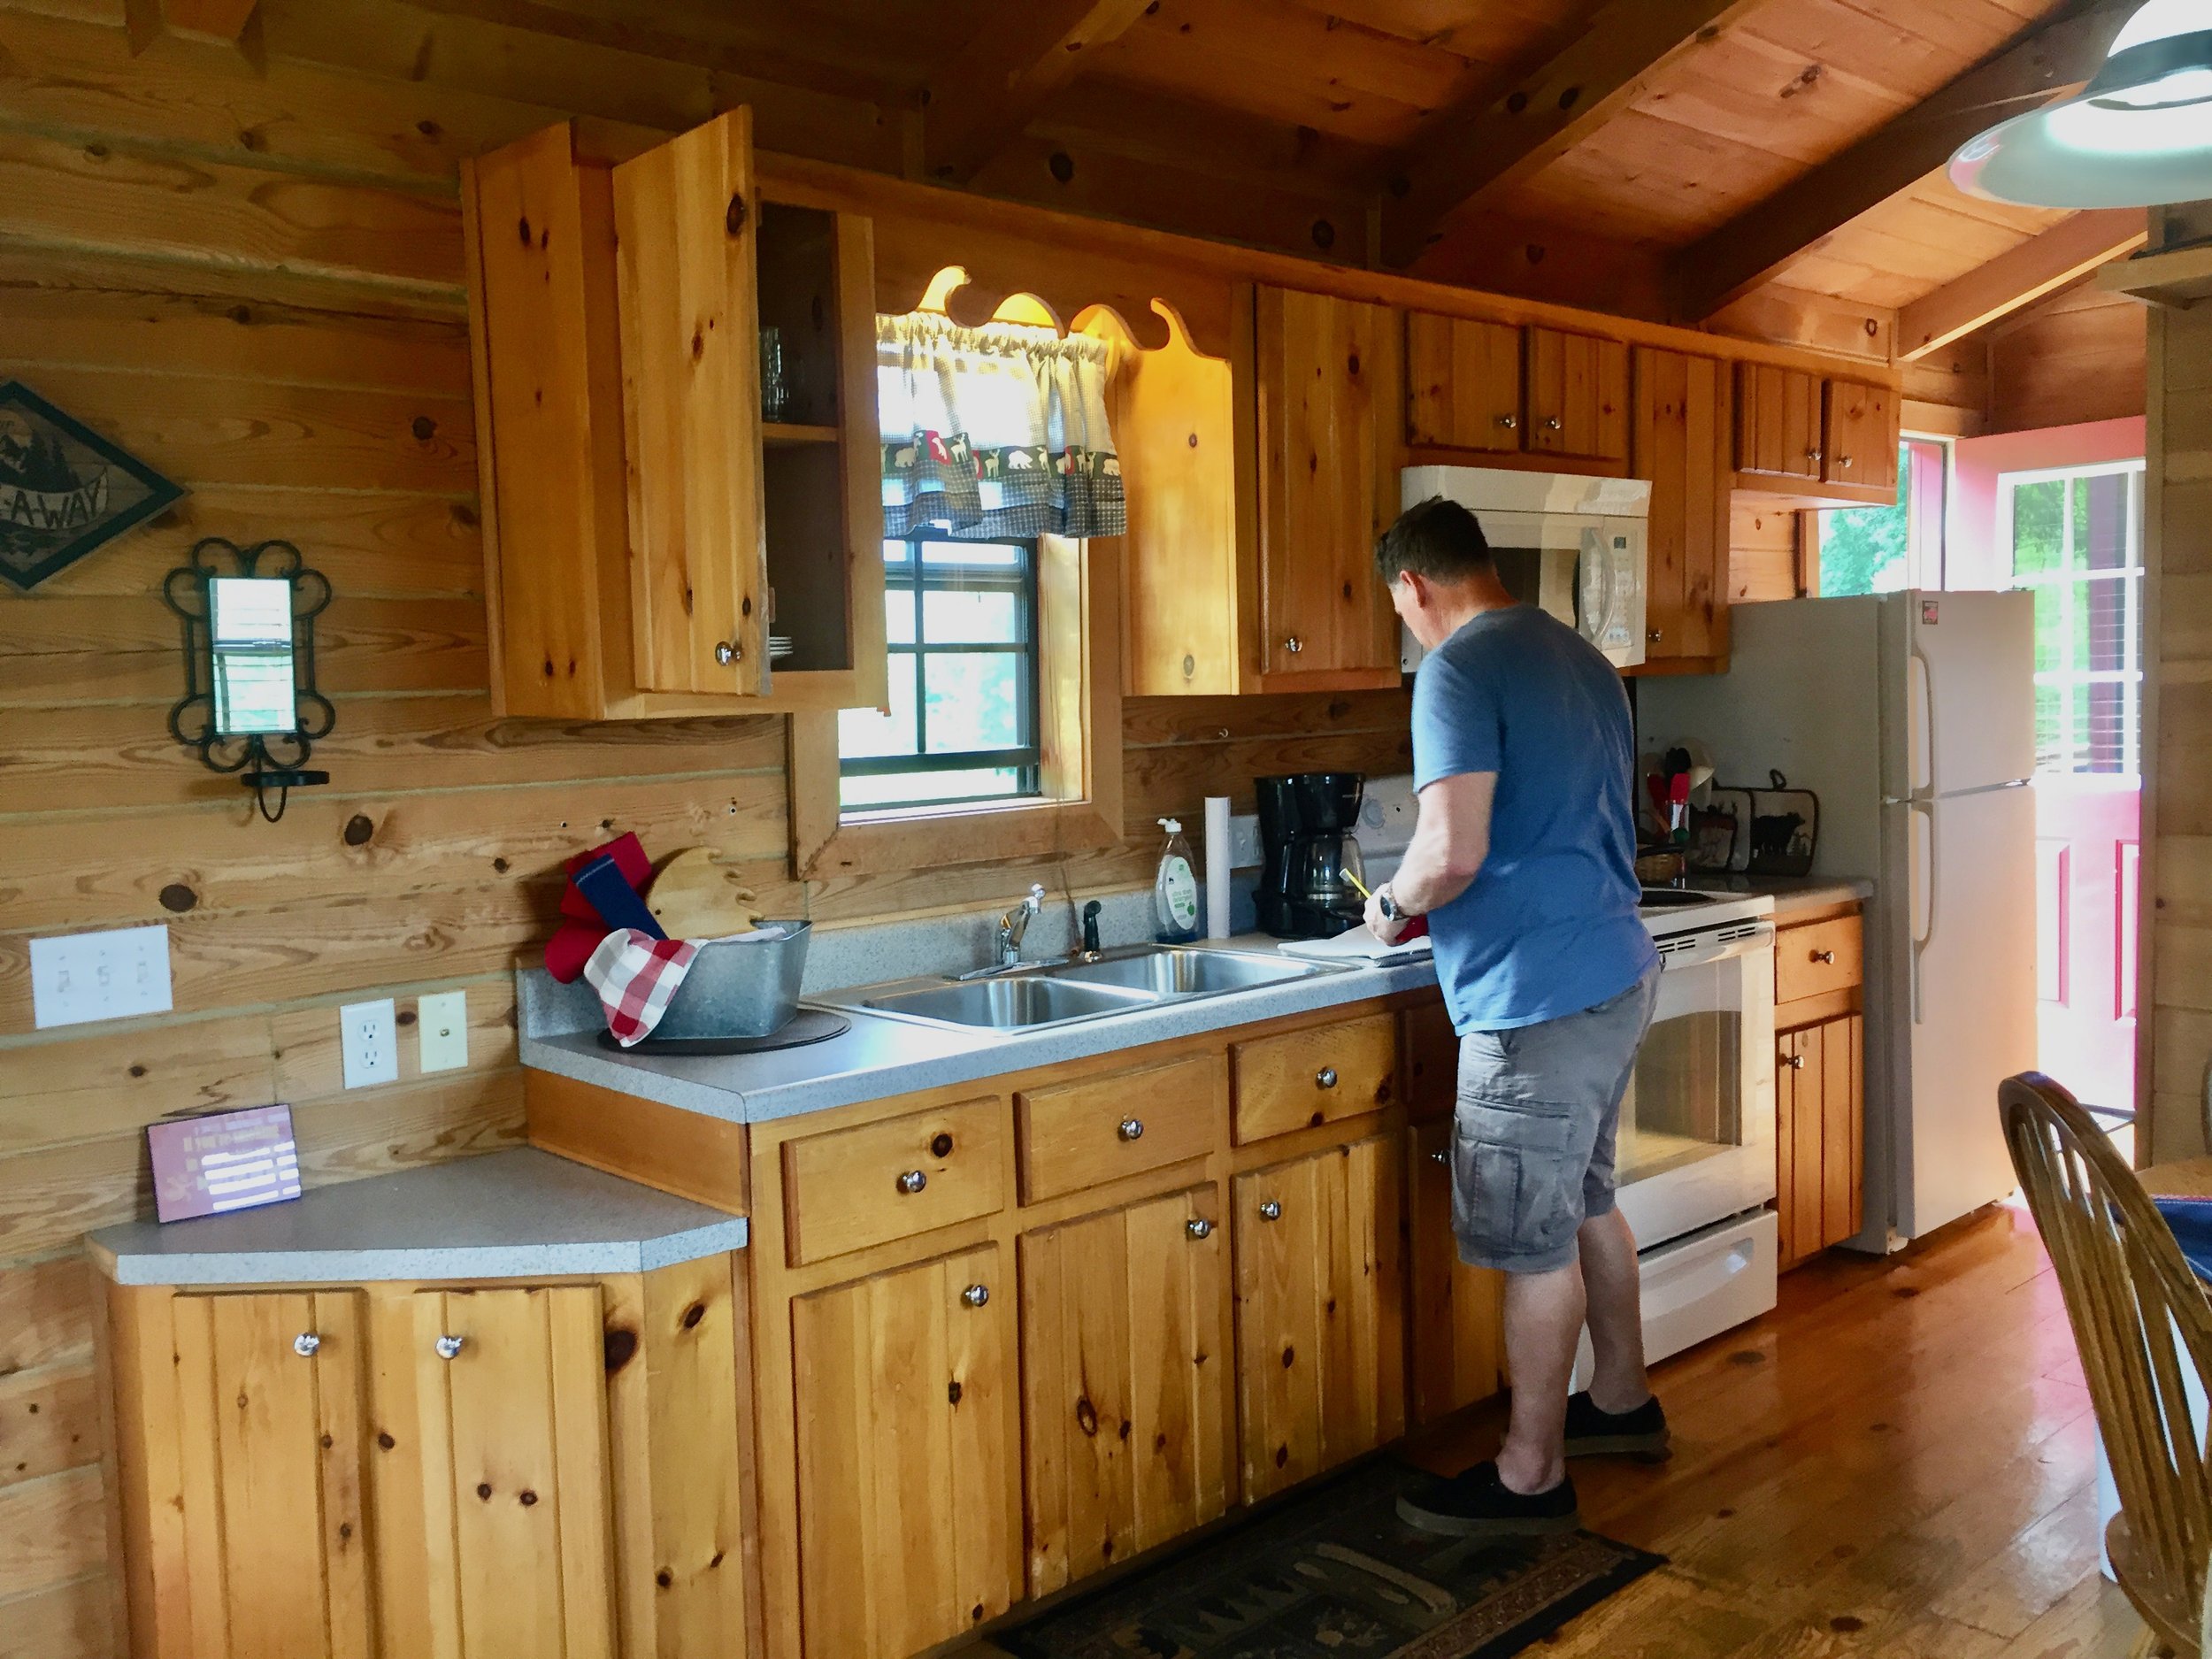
left=1203, top=795, right=1233, bottom=941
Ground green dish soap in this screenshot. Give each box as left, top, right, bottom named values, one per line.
left=1153, top=817, right=1201, bottom=945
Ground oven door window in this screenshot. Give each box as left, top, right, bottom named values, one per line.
left=1619, top=956, right=1746, bottom=1186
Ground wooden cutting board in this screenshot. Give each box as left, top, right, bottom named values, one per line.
left=645, top=847, right=762, bottom=940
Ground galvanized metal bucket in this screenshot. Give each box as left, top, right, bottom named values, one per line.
left=653, top=921, right=811, bottom=1040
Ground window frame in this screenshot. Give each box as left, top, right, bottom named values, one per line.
left=1999, top=458, right=2147, bottom=780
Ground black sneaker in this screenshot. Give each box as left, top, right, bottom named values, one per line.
left=1394, top=1462, right=1580, bottom=1539
left=1563, top=1391, right=1671, bottom=1461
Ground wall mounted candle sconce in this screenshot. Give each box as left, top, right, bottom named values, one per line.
left=164, top=537, right=334, bottom=823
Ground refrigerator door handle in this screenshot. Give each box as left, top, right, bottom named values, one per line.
left=1909, top=646, right=1935, bottom=798
left=1910, top=801, right=1937, bottom=1025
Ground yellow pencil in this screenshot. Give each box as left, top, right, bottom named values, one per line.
left=1344, top=871, right=1372, bottom=900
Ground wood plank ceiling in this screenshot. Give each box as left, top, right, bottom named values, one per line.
left=242, top=0, right=2139, bottom=345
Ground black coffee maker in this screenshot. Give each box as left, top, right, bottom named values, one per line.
left=1255, top=772, right=1368, bottom=939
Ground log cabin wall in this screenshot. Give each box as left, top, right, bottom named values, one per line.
left=0, top=12, right=1410, bottom=1649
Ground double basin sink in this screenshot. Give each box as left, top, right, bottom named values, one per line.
left=818, top=943, right=1345, bottom=1034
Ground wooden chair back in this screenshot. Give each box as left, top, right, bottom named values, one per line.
left=2003, top=1071, right=2212, bottom=1656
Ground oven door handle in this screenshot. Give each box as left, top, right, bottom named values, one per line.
left=1655, top=925, right=1775, bottom=972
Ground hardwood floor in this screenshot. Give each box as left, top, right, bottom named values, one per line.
left=1401, top=1200, right=2145, bottom=1657
left=972, top=1199, right=2146, bottom=1657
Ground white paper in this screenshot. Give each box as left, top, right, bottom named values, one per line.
left=1203, top=795, right=1233, bottom=941
left=1277, top=928, right=1434, bottom=964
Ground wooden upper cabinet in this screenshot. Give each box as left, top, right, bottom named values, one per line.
left=1233, top=1133, right=1404, bottom=1504
left=1634, top=348, right=1732, bottom=666
left=1824, top=380, right=1899, bottom=494
left=1018, top=1186, right=1230, bottom=1599
left=1253, top=286, right=1402, bottom=687
left=1735, top=363, right=1825, bottom=484
left=789, top=1244, right=1020, bottom=1659
left=411, top=1286, right=617, bottom=1659
left=1405, top=312, right=1523, bottom=452
left=1525, top=327, right=1629, bottom=464
left=612, top=110, right=768, bottom=697
left=461, top=111, right=885, bottom=718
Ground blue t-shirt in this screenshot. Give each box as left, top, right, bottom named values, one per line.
left=1410, top=604, right=1656, bottom=1033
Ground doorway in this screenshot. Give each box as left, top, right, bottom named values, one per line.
left=2002, top=461, right=2147, bottom=1122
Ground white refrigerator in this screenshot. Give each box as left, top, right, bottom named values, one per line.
left=1639, top=591, right=2039, bottom=1250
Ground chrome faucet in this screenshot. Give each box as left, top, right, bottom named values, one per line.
left=995, top=884, right=1048, bottom=970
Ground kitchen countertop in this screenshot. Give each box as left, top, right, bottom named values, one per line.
left=521, top=935, right=1445, bottom=1126
left=86, top=1148, right=749, bottom=1286
left=1687, top=874, right=1874, bottom=915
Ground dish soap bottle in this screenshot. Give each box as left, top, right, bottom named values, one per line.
left=1153, top=817, right=1201, bottom=944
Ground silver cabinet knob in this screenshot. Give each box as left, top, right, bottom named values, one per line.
left=1840, top=456, right=1855, bottom=470
left=1812, top=949, right=1836, bottom=964
left=1186, top=1217, right=1214, bottom=1240
left=1428, top=1149, right=1449, bottom=1165
left=293, top=1333, right=321, bottom=1358
left=714, top=640, right=743, bottom=666
left=1809, top=449, right=1824, bottom=463
left=1544, top=416, right=1563, bottom=431
left=1258, top=1200, right=1283, bottom=1221
left=1786, top=1054, right=1806, bottom=1071
left=897, top=1170, right=927, bottom=1194
left=1496, top=414, right=1518, bottom=431
left=1118, top=1118, right=1144, bottom=1142
left=1283, top=636, right=1303, bottom=655
left=1316, top=1066, right=1338, bottom=1089
left=435, top=1334, right=465, bottom=1360
left=960, top=1284, right=990, bottom=1309
left=1647, top=628, right=1664, bottom=643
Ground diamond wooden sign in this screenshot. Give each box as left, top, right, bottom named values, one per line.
left=0, top=380, right=185, bottom=592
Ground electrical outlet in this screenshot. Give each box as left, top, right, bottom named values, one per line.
left=1227, top=814, right=1263, bottom=870
left=340, top=999, right=399, bottom=1089
left=417, top=991, right=469, bottom=1073
left=30, top=925, right=173, bottom=1029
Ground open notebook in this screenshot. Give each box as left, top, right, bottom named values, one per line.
left=1277, top=929, right=1434, bottom=965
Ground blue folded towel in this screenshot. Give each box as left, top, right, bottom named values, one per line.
left=2154, top=1196, right=2212, bottom=1285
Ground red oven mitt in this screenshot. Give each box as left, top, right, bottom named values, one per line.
left=544, top=832, right=655, bottom=983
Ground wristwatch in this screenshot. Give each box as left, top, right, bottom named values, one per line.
left=1377, top=886, right=1402, bottom=922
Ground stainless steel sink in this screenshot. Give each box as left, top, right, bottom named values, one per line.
left=1044, top=945, right=1337, bottom=996
left=822, top=943, right=1347, bottom=1034
left=848, top=974, right=1161, bottom=1031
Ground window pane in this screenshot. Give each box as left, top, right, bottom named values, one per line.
left=841, top=767, right=1028, bottom=810
left=883, top=539, right=916, bottom=568
left=2085, top=572, right=2136, bottom=675
left=1817, top=447, right=1911, bottom=596
left=924, top=652, right=1022, bottom=753
left=2013, top=480, right=2064, bottom=575
left=2081, top=472, right=2131, bottom=571
left=2031, top=584, right=2076, bottom=676
left=922, top=588, right=1022, bottom=643
left=922, top=541, right=1023, bottom=569
left=886, top=588, right=916, bottom=645
left=837, top=657, right=919, bottom=758
left=2033, top=683, right=2065, bottom=771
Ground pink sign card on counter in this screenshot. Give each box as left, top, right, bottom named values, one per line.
left=148, top=1103, right=303, bottom=1223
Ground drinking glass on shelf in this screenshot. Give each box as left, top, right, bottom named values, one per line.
left=760, top=326, right=790, bottom=422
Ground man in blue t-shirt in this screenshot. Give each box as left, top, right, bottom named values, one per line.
left=1364, top=495, right=1666, bottom=1540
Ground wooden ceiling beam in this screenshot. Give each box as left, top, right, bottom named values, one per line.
left=1378, top=0, right=1762, bottom=270
left=922, top=0, right=1156, bottom=185
left=1668, top=0, right=2139, bottom=324
left=125, top=0, right=259, bottom=51
left=1898, top=207, right=2148, bottom=359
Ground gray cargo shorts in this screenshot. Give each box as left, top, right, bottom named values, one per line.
left=1451, top=965, right=1661, bottom=1274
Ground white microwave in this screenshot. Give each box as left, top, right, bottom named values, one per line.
left=1399, top=465, right=1652, bottom=671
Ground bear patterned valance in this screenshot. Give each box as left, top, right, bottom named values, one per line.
left=877, top=311, right=1124, bottom=541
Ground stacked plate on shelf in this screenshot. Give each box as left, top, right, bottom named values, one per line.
left=768, top=635, right=795, bottom=663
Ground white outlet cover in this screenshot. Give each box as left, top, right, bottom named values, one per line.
left=30, top=925, right=173, bottom=1029
left=417, top=991, right=469, bottom=1074
left=341, top=998, right=399, bottom=1089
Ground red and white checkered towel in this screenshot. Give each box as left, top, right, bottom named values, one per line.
left=583, top=928, right=700, bottom=1047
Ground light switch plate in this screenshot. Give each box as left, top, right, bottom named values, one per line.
left=1227, top=814, right=1263, bottom=871
left=30, top=925, right=173, bottom=1029
left=340, top=999, right=399, bottom=1089
left=417, top=991, right=468, bottom=1074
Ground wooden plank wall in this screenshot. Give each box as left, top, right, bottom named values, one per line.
left=1989, top=286, right=2147, bottom=438
left=0, top=10, right=1410, bottom=1651
left=1730, top=500, right=1805, bottom=603
left=2146, top=298, right=2212, bottom=1161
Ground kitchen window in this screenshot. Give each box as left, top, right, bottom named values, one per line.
left=837, top=538, right=1042, bottom=810
left=1816, top=438, right=1947, bottom=595
left=2001, top=461, right=2146, bottom=776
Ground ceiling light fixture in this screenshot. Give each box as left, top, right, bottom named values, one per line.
left=1950, top=0, right=2212, bottom=207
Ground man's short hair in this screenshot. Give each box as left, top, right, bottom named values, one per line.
left=1376, top=496, right=1494, bottom=583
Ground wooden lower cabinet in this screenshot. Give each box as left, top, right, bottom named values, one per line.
left=1405, top=1121, right=1507, bottom=1427
left=1776, top=1015, right=1864, bottom=1268
left=788, top=1243, right=1021, bottom=1659
left=1018, top=1185, right=1230, bottom=1597
left=1233, top=1132, right=1406, bottom=1503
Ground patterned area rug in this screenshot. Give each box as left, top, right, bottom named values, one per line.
left=995, top=1460, right=1663, bottom=1659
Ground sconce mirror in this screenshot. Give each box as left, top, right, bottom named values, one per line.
left=165, top=538, right=334, bottom=822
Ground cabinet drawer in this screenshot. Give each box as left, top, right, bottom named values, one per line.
left=781, top=1096, right=1007, bottom=1266
left=1017, top=1054, right=1223, bottom=1203
left=1776, top=915, right=1863, bottom=1006
left=1233, top=1014, right=1397, bottom=1143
